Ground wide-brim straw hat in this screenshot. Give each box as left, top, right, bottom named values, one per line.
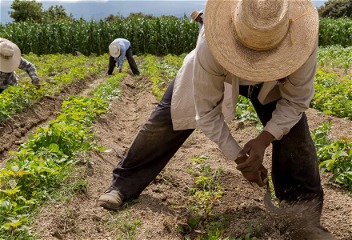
left=109, top=42, right=120, bottom=58
left=190, top=10, right=203, bottom=22
left=0, top=38, right=21, bottom=73
left=204, top=0, right=319, bottom=82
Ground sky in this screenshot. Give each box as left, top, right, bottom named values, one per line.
left=0, top=0, right=326, bottom=24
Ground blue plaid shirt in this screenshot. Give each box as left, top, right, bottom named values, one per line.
left=0, top=57, right=40, bottom=90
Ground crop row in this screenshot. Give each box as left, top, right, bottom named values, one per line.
left=0, top=53, right=108, bottom=123
left=140, top=54, right=185, bottom=99
left=317, top=45, right=352, bottom=73
left=312, top=45, right=352, bottom=120
left=0, top=16, right=351, bottom=56
left=311, top=123, right=352, bottom=190
left=0, top=73, right=126, bottom=239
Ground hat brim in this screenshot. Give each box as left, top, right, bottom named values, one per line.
left=191, top=10, right=203, bottom=22
left=0, top=39, right=21, bottom=73
left=204, top=0, right=319, bottom=82
left=109, top=42, right=120, bottom=58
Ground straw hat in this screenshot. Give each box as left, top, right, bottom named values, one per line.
left=190, top=10, right=203, bottom=22
left=0, top=38, right=21, bottom=73
left=109, top=42, right=120, bottom=58
left=204, top=0, right=319, bottom=82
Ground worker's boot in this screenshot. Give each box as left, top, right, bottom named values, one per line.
left=98, top=186, right=125, bottom=210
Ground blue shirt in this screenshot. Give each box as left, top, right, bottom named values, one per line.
left=110, top=38, right=131, bottom=70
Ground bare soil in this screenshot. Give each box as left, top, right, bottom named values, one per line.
left=1, top=70, right=351, bottom=239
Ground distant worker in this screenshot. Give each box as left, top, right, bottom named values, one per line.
left=0, top=38, right=41, bottom=94
left=108, top=38, right=140, bottom=76
left=190, top=10, right=204, bottom=31
left=75, top=51, right=83, bottom=56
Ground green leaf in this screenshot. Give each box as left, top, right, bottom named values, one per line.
left=9, top=180, right=17, bottom=190
left=11, top=165, right=19, bottom=173
left=49, top=143, right=60, bottom=152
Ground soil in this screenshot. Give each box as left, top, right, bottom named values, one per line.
left=1, top=68, right=351, bottom=240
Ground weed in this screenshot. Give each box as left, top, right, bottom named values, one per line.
left=236, top=220, right=262, bottom=240
left=107, top=210, right=141, bottom=240
left=178, top=155, right=235, bottom=239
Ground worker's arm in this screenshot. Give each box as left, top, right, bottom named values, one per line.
left=18, top=57, right=41, bottom=89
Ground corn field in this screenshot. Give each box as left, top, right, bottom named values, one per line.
left=0, top=16, right=199, bottom=56
left=319, top=16, right=352, bottom=47
left=0, top=16, right=351, bottom=56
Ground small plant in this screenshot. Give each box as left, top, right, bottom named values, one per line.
left=178, top=155, right=234, bottom=239
left=236, top=220, right=262, bottom=240
left=107, top=209, right=141, bottom=240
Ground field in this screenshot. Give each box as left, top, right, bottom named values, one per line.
left=0, top=45, right=351, bottom=240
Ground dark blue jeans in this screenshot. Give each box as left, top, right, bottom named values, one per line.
left=111, top=80, right=323, bottom=210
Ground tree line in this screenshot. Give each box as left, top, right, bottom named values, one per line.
left=8, top=0, right=352, bottom=24
left=8, top=0, right=180, bottom=23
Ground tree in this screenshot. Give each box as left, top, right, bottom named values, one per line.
left=9, top=0, right=43, bottom=22
left=43, top=5, right=73, bottom=22
left=319, top=0, right=352, bottom=18
left=126, top=12, right=156, bottom=20
left=104, top=12, right=123, bottom=22
left=160, top=15, right=179, bottom=20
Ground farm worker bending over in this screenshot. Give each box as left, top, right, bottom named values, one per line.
left=190, top=9, right=204, bottom=31
left=99, top=0, right=328, bottom=235
left=0, top=38, right=41, bottom=94
left=108, top=38, right=140, bottom=76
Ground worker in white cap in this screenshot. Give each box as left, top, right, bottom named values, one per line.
left=108, top=38, right=140, bottom=76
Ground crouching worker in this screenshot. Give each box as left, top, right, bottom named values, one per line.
left=108, top=38, right=140, bottom=76
left=0, top=38, right=41, bottom=94
left=99, top=0, right=330, bottom=236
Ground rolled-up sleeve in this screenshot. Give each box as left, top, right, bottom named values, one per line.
left=263, top=42, right=318, bottom=140
left=193, top=30, right=242, bottom=160
left=18, top=57, right=41, bottom=86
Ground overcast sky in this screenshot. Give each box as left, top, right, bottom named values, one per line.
left=1, top=0, right=326, bottom=24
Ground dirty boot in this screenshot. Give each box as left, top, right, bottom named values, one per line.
left=98, top=186, right=125, bottom=210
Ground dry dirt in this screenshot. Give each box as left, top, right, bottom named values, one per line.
left=1, top=69, right=351, bottom=240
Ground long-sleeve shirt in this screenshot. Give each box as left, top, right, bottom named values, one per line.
left=110, top=38, right=131, bottom=70
left=170, top=27, right=317, bottom=161
left=0, top=57, right=41, bottom=90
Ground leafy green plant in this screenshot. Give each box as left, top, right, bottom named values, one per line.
left=235, top=96, right=262, bottom=130
left=176, top=155, right=235, bottom=240
left=311, top=123, right=352, bottom=189
left=0, top=72, right=126, bottom=239
left=140, top=54, right=183, bottom=99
